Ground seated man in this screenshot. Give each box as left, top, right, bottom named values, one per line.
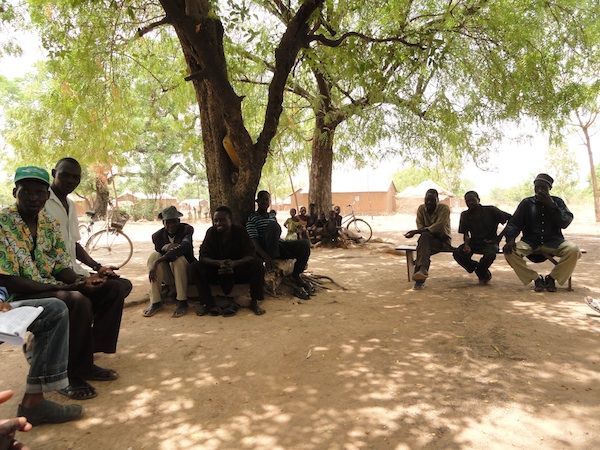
left=193, top=206, right=265, bottom=316
left=45, top=157, right=131, bottom=363
left=0, top=166, right=119, bottom=402
left=404, top=188, right=452, bottom=289
left=145, top=206, right=195, bottom=318
left=453, top=191, right=512, bottom=284
left=246, top=191, right=312, bottom=299
left=321, top=210, right=340, bottom=245
left=503, top=173, right=580, bottom=292
left=1, top=288, right=82, bottom=426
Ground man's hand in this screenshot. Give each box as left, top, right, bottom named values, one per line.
left=97, top=266, right=119, bottom=278
left=149, top=263, right=158, bottom=282
left=503, top=240, right=516, bottom=254
left=83, top=274, right=105, bottom=290
left=0, top=303, right=12, bottom=312
left=0, top=390, right=32, bottom=450
left=161, top=243, right=180, bottom=253
left=404, top=230, right=417, bottom=239
left=535, top=191, right=555, bottom=208
left=218, top=260, right=234, bottom=275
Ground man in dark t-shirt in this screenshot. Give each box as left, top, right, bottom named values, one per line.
left=193, top=206, right=265, bottom=315
left=453, top=191, right=511, bottom=283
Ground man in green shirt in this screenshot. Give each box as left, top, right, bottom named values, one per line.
left=404, top=189, right=452, bottom=289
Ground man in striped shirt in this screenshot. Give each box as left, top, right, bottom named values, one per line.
left=246, top=191, right=312, bottom=298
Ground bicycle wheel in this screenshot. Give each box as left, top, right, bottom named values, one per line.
left=85, top=228, right=133, bottom=269
left=78, top=224, right=89, bottom=241
left=346, top=218, right=373, bottom=242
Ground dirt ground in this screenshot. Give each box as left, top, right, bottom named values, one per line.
left=1, top=212, right=600, bottom=449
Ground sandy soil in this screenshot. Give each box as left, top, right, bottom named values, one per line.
left=1, top=212, right=600, bottom=449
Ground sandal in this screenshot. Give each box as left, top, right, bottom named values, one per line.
left=57, top=380, right=97, bottom=400
left=293, top=286, right=310, bottom=300
left=143, top=303, right=162, bottom=317
left=221, top=304, right=239, bottom=317
left=18, top=399, right=83, bottom=426
left=172, top=301, right=189, bottom=318
left=84, top=364, right=119, bottom=381
left=250, top=302, right=265, bottom=316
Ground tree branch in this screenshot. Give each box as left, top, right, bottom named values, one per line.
left=137, top=16, right=171, bottom=37
left=308, top=31, right=426, bottom=49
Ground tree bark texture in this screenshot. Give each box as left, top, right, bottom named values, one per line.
left=583, top=125, right=600, bottom=222
left=308, top=70, right=342, bottom=214
left=158, top=0, right=324, bottom=223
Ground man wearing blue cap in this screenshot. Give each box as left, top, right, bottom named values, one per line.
left=0, top=166, right=118, bottom=402
left=503, top=173, right=580, bottom=292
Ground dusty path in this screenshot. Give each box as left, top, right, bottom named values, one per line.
left=1, top=217, right=600, bottom=449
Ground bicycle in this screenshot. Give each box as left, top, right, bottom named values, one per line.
left=81, top=202, right=134, bottom=269
left=341, top=204, right=373, bottom=242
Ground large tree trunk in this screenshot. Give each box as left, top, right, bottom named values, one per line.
left=308, top=69, right=341, bottom=214
left=158, top=0, right=324, bottom=223
left=309, top=116, right=336, bottom=213
left=582, top=125, right=600, bottom=222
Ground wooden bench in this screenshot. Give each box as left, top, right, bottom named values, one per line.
left=395, top=244, right=586, bottom=291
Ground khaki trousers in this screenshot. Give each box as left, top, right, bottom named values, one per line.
left=504, top=240, right=580, bottom=286
left=147, top=252, right=189, bottom=304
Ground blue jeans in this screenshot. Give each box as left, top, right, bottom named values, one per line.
left=10, top=298, right=69, bottom=394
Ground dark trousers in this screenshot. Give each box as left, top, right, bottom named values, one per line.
left=415, top=232, right=453, bottom=275
left=277, top=239, right=311, bottom=276
left=82, top=277, right=131, bottom=354
left=14, top=277, right=130, bottom=380
left=453, top=243, right=498, bottom=274
left=193, top=259, right=265, bottom=305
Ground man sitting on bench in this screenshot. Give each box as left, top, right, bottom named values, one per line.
left=246, top=190, right=312, bottom=299
left=503, top=173, right=580, bottom=292
left=453, top=191, right=512, bottom=284
left=404, top=188, right=452, bottom=289
left=193, top=206, right=265, bottom=316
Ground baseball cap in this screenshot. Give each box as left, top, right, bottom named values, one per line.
left=14, top=166, right=50, bottom=186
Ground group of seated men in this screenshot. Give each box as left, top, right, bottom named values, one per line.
left=143, top=189, right=315, bottom=318
left=282, top=204, right=343, bottom=245
left=404, top=173, right=580, bottom=291
left=0, top=159, right=132, bottom=431
left=0, top=165, right=584, bottom=443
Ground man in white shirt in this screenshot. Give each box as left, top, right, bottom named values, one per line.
left=45, top=158, right=131, bottom=393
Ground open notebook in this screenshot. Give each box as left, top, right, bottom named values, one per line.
left=0, top=306, right=43, bottom=346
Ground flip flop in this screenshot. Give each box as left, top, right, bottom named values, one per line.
left=143, top=303, right=162, bottom=317
left=84, top=365, right=119, bottom=381
left=57, top=380, right=97, bottom=400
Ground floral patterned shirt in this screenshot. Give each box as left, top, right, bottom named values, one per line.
left=0, top=205, right=71, bottom=284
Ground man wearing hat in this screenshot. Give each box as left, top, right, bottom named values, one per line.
left=144, top=205, right=196, bottom=317
left=0, top=166, right=118, bottom=403
left=503, top=173, right=580, bottom=292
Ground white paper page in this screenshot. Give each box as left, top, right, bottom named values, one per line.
left=0, top=306, right=44, bottom=346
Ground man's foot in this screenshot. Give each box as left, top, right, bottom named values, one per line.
left=534, top=275, right=546, bottom=292
left=18, top=399, right=82, bottom=426
left=143, top=302, right=162, bottom=317
left=84, top=364, right=119, bottom=381
left=250, top=301, right=265, bottom=315
left=545, top=275, right=557, bottom=292
left=413, top=281, right=425, bottom=290
left=412, top=271, right=428, bottom=282
left=57, top=379, right=97, bottom=400
left=292, top=274, right=313, bottom=294
left=292, top=286, right=310, bottom=300
left=477, top=269, right=492, bottom=284
left=585, top=296, right=600, bottom=314
left=172, top=300, right=189, bottom=318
